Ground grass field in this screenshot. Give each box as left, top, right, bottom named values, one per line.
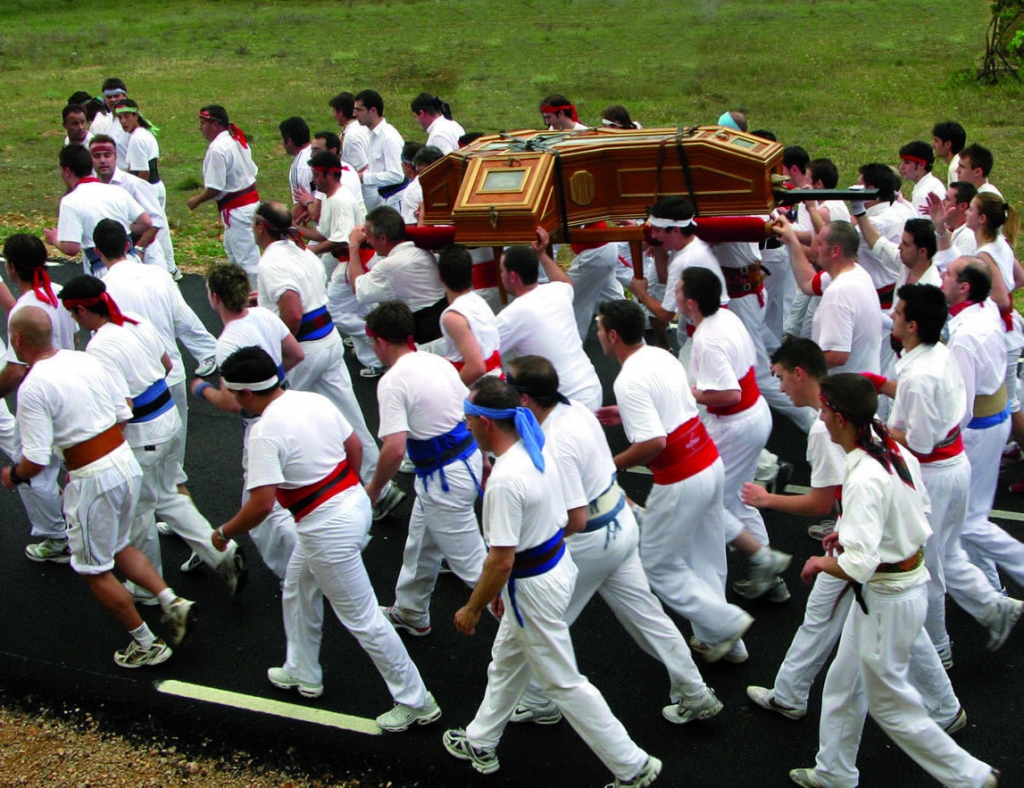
left=0, top=0, right=1022, bottom=270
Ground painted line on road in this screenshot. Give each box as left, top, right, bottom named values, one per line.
left=625, top=469, right=1024, bottom=524
left=156, top=680, right=381, bottom=735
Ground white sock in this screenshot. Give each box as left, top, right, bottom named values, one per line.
left=157, top=588, right=176, bottom=610
left=131, top=622, right=156, bottom=650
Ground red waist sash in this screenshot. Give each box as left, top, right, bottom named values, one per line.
left=275, top=459, right=358, bottom=523
left=452, top=349, right=502, bottom=374
left=910, top=425, right=964, bottom=464
left=707, top=366, right=761, bottom=417
left=648, top=415, right=720, bottom=485
left=217, top=184, right=260, bottom=227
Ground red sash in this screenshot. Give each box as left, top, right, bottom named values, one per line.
left=452, top=350, right=502, bottom=374
left=217, top=184, right=260, bottom=226
left=876, top=283, right=895, bottom=311
left=999, top=307, right=1014, bottom=333
left=648, top=416, right=720, bottom=485
left=910, top=426, right=964, bottom=464
left=274, top=459, right=358, bottom=523
left=472, top=261, right=500, bottom=290
left=707, top=367, right=760, bottom=416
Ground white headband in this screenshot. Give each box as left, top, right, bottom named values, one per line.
left=647, top=216, right=697, bottom=229
left=223, top=375, right=279, bottom=392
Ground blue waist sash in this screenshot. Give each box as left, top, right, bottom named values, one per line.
left=377, top=178, right=410, bottom=200
left=508, top=528, right=566, bottom=627
left=131, top=379, right=174, bottom=423
left=406, top=422, right=479, bottom=493
left=968, top=403, right=1010, bottom=430
left=297, top=306, right=334, bottom=342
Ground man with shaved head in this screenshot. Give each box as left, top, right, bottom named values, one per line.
left=2, top=307, right=195, bottom=669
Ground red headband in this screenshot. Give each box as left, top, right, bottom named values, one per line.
left=540, top=104, right=579, bottom=123
left=63, top=292, right=139, bottom=326
left=199, top=110, right=249, bottom=149
left=311, top=166, right=342, bottom=174
left=89, top=141, right=117, bottom=154
left=899, top=154, right=928, bottom=166
left=32, top=268, right=58, bottom=308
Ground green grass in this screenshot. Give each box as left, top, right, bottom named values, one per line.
left=1, top=0, right=1022, bottom=277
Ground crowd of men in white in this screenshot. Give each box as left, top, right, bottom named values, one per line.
left=0, top=81, right=1019, bottom=786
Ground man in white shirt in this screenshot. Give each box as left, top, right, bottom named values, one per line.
left=43, top=144, right=153, bottom=277
left=927, top=181, right=979, bottom=272
left=186, top=105, right=261, bottom=287
left=790, top=374, right=999, bottom=788
left=348, top=206, right=447, bottom=345
left=539, top=93, right=588, bottom=130
left=62, top=104, right=92, bottom=148
left=410, top=93, right=465, bottom=155
left=495, top=230, right=603, bottom=411
left=279, top=116, right=314, bottom=222
left=353, top=90, right=406, bottom=211
left=400, top=145, right=443, bottom=225
left=1, top=307, right=195, bottom=669
left=436, top=245, right=503, bottom=385
left=775, top=217, right=882, bottom=375
left=329, top=91, right=370, bottom=174
left=899, top=141, right=946, bottom=214
left=956, top=143, right=1002, bottom=198
left=932, top=121, right=966, bottom=187
left=444, top=376, right=659, bottom=786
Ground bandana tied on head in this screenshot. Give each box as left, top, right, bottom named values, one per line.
left=32, top=268, right=58, bottom=308
left=647, top=216, right=697, bottom=230
left=899, top=154, right=928, bottom=166
left=63, top=293, right=139, bottom=327
left=819, top=392, right=915, bottom=489
left=199, top=109, right=249, bottom=149
left=717, top=111, right=741, bottom=131
left=540, top=104, right=579, bottom=124
left=463, top=399, right=546, bottom=472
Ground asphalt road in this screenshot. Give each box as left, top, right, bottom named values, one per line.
left=0, top=266, right=1021, bottom=787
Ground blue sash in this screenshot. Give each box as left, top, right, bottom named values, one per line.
left=131, top=379, right=174, bottom=423
left=508, top=528, right=566, bottom=627
left=968, top=403, right=1011, bottom=430
left=583, top=477, right=625, bottom=549
left=406, top=422, right=480, bottom=493
left=297, top=306, right=334, bottom=342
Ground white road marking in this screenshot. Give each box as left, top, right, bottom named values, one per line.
left=156, top=680, right=381, bottom=735
left=624, top=469, right=1024, bottom=524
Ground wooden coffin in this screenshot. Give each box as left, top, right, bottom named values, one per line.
left=418, top=126, right=784, bottom=246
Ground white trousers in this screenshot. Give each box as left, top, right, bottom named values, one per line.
left=919, top=457, right=1001, bottom=653
left=761, top=246, right=795, bottom=347
left=521, top=508, right=709, bottom=708
left=392, top=456, right=487, bottom=627
left=567, top=247, right=625, bottom=341
left=814, top=582, right=991, bottom=788
left=705, top=397, right=772, bottom=545
left=639, top=460, right=750, bottom=645
left=288, top=335, right=380, bottom=485
left=239, top=420, right=296, bottom=580
left=0, top=403, right=66, bottom=538
left=326, top=280, right=376, bottom=369
left=281, top=491, right=428, bottom=706
left=222, top=204, right=261, bottom=288
left=465, top=555, right=649, bottom=780
left=962, top=420, right=1016, bottom=590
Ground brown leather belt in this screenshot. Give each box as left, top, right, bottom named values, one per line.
left=877, top=547, right=924, bottom=574
left=64, top=424, right=125, bottom=471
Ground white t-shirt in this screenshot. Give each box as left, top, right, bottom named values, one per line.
left=56, top=180, right=145, bottom=254
left=89, top=112, right=131, bottom=169
left=342, top=119, right=370, bottom=172
left=289, top=145, right=313, bottom=203
left=202, top=130, right=259, bottom=196
left=440, top=291, right=501, bottom=365
left=110, top=169, right=165, bottom=229
left=377, top=351, right=467, bottom=440
left=103, top=260, right=216, bottom=385
left=483, top=440, right=567, bottom=550
left=977, top=238, right=1015, bottom=291
left=125, top=127, right=160, bottom=176
left=911, top=173, right=946, bottom=214
left=246, top=390, right=359, bottom=532
left=947, top=300, right=1007, bottom=426
left=17, top=350, right=132, bottom=465
left=258, top=240, right=329, bottom=315
left=316, top=187, right=363, bottom=274
left=660, top=238, right=729, bottom=319
left=812, top=264, right=882, bottom=375
left=690, top=309, right=756, bottom=393
left=496, top=281, right=602, bottom=407
left=615, top=344, right=698, bottom=443
left=7, top=287, right=78, bottom=365
left=807, top=418, right=846, bottom=489
left=354, top=241, right=445, bottom=311
left=857, top=202, right=906, bottom=290
left=425, top=116, right=465, bottom=155
left=87, top=316, right=179, bottom=448
left=889, top=341, right=966, bottom=458
left=400, top=177, right=423, bottom=224
left=542, top=400, right=617, bottom=509
left=215, top=307, right=290, bottom=370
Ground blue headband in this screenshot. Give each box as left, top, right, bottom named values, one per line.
left=463, top=399, right=545, bottom=472
left=717, top=111, right=741, bottom=131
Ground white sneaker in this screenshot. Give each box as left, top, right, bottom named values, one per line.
left=662, top=688, right=723, bottom=725
left=114, top=638, right=172, bottom=669
left=161, top=597, right=196, bottom=646
left=194, top=356, right=217, bottom=377
left=372, top=485, right=407, bottom=521
left=376, top=692, right=442, bottom=732
left=690, top=613, right=754, bottom=664
left=510, top=701, right=563, bottom=725
left=156, top=521, right=174, bottom=536
left=443, top=729, right=499, bottom=775
left=216, top=549, right=248, bottom=596
left=180, top=551, right=204, bottom=573
left=987, top=597, right=1023, bottom=650
left=267, top=666, right=323, bottom=698
left=746, top=686, right=805, bottom=720
left=605, top=756, right=662, bottom=788
left=789, top=768, right=827, bottom=787
left=24, top=537, right=71, bottom=564
left=743, top=548, right=791, bottom=598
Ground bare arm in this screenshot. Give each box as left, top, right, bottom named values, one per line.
left=277, top=290, right=304, bottom=337
left=364, top=432, right=405, bottom=506
left=455, top=545, right=515, bottom=635
left=612, top=436, right=666, bottom=473
left=742, top=482, right=837, bottom=517
left=533, top=226, right=571, bottom=285
left=442, top=311, right=486, bottom=385
left=218, top=485, right=276, bottom=542
left=774, top=216, right=819, bottom=296
left=692, top=387, right=741, bottom=408
left=281, top=333, right=305, bottom=371
left=823, top=350, right=850, bottom=369
left=628, top=277, right=676, bottom=323
left=187, top=187, right=222, bottom=211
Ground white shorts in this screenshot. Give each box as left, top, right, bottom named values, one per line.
left=63, top=443, right=143, bottom=576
